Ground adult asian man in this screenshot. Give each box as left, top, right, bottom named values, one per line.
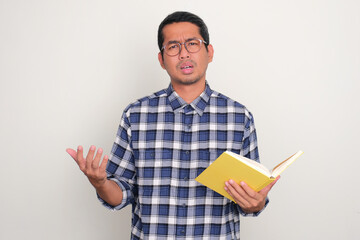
left=67, top=11, right=279, bottom=239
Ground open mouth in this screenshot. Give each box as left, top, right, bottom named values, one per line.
left=181, top=66, right=193, bottom=69
left=180, top=62, right=194, bottom=70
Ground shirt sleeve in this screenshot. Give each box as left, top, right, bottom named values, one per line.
left=98, top=110, right=137, bottom=210
left=239, top=110, right=259, bottom=162
left=237, top=109, right=269, bottom=216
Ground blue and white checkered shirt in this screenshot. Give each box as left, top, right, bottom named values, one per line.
left=99, top=83, right=267, bottom=239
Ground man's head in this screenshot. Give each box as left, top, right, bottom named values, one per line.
left=157, top=12, right=214, bottom=89
left=158, top=11, right=210, bottom=54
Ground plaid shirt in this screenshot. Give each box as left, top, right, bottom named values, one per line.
left=99, top=83, right=267, bottom=239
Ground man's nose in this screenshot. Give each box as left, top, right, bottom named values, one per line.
left=179, top=43, right=190, bottom=59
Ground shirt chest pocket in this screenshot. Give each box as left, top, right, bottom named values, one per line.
left=137, top=149, right=173, bottom=183
left=138, top=149, right=174, bottom=203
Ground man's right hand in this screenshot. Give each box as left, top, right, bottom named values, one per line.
left=66, top=145, right=123, bottom=206
left=66, top=145, right=109, bottom=189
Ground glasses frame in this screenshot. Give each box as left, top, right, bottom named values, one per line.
left=161, top=38, right=207, bottom=56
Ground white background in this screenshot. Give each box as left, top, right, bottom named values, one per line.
left=1, top=0, right=359, bottom=239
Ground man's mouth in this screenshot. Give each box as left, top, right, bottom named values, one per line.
left=181, top=66, right=193, bottom=69
left=179, top=62, right=194, bottom=73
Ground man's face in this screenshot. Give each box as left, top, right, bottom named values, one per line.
left=158, top=22, right=214, bottom=87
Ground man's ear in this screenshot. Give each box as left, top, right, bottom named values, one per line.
left=158, top=52, right=166, bottom=69
left=207, top=44, right=214, bottom=63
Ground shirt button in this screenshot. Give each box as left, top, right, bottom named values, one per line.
left=185, top=151, right=190, bottom=154
left=183, top=177, right=189, bottom=181
left=181, top=230, right=185, bottom=234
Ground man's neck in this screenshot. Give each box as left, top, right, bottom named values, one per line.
left=171, top=79, right=206, bottom=104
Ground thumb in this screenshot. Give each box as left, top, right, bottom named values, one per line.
left=66, top=148, right=77, bottom=161
left=260, top=176, right=280, bottom=195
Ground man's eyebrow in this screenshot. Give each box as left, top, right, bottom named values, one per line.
left=167, top=40, right=180, bottom=45
left=186, top=37, right=198, bottom=41
left=165, top=37, right=198, bottom=45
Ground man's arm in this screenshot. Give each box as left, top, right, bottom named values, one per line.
left=66, top=145, right=123, bottom=206
left=224, top=176, right=280, bottom=213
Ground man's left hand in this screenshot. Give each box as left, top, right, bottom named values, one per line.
left=224, top=176, right=280, bottom=213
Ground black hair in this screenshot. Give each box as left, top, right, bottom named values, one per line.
left=157, top=11, right=210, bottom=52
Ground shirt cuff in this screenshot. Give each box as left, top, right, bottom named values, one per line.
left=97, top=178, right=128, bottom=211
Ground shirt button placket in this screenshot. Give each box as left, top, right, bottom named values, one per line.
left=184, top=105, right=192, bottom=131
left=179, top=105, right=191, bottom=238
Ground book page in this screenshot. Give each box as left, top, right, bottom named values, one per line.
left=226, top=151, right=272, bottom=177
left=271, top=151, right=303, bottom=177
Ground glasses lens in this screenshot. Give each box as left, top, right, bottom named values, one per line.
left=165, top=43, right=180, bottom=56
left=185, top=39, right=202, bottom=53
left=163, top=39, right=204, bottom=56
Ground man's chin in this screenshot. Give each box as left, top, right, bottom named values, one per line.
left=173, top=77, right=202, bottom=86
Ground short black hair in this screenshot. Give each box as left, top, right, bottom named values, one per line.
left=157, top=11, right=210, bottom=52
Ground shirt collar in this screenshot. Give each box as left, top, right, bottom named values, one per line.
left=166, top=82, right=213, bottom=116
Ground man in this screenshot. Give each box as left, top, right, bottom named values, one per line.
left=67, top=11, right=279, bottom=239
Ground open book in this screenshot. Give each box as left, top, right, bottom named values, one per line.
left=195, top=150, right=303, bottom=202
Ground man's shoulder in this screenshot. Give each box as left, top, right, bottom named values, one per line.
left=210, top=89, right=247, bottom=109
left=123, top=88, right=168, bottom=112
left=210, top=89, right=255, bottom=122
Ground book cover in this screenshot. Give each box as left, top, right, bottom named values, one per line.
left=195, top=151, right=303, bottom=202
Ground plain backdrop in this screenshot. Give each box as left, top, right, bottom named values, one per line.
left=1, top=0, right=359, bottom=239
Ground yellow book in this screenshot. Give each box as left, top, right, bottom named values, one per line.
left=195, top=150, right=303, bottom=202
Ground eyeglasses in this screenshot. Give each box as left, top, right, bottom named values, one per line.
left=161, top=38, right=207, bottom=56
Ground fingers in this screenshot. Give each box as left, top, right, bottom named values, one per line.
left=67, top=145, right=109, bottom=188
left=85, top=145, right=96, bottom=169
left=76, top=145, right=86, bottom=170
left=238, top=181, right=262, bottom=201
left=92, top=148, right=103, bottom=168
left=225, top=179, right=269, bottom=213
left=76, top=145, right=84, bottom=162
left=100, top=154, right=109, bottom=172
left=225, top=176, right=280, bottom=213
left=66, top=146, right=85, bottom=169
left=67, top=145, right=107, bottom=172
left=84, top=145, right=107, bottom=170
left=225, top=180, right=251, bottom=206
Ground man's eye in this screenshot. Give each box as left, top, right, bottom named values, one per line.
left=168, top=44, right=178, bottom=50
left=188, top=41, right=198, bottom=46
